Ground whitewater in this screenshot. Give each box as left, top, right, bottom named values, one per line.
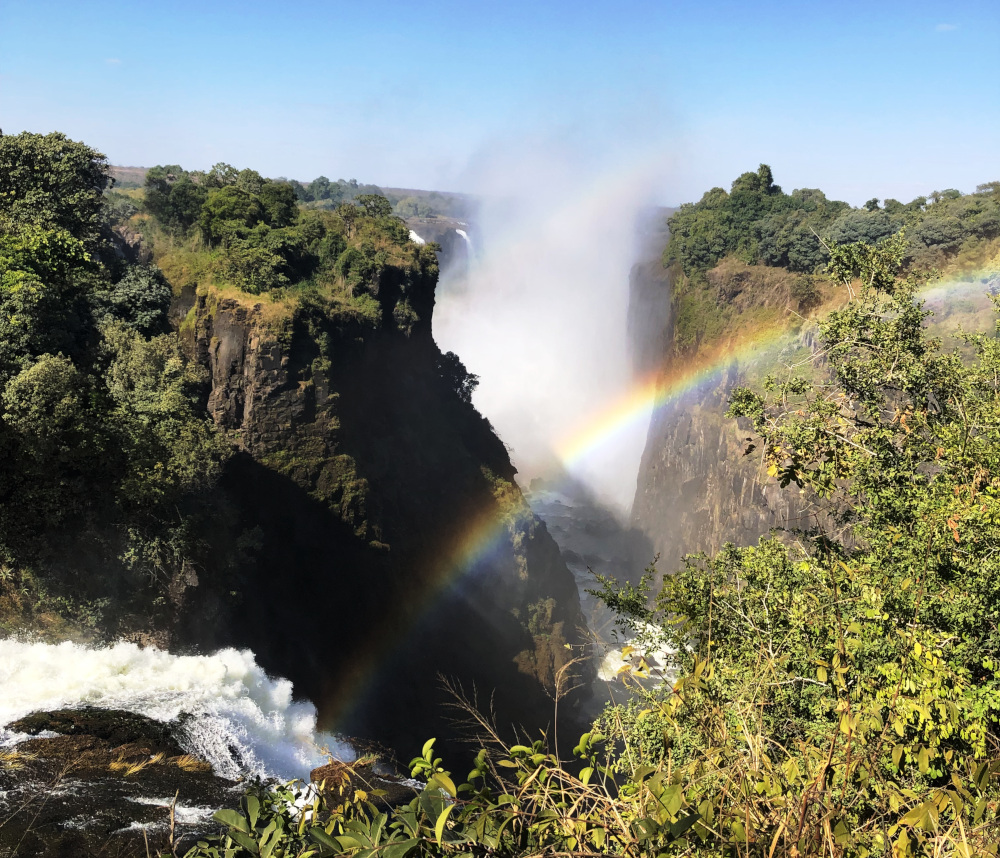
left=0, top=639, right=354, bottom=781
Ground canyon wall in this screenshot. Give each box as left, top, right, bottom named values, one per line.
left=627, top=254, right=816, bottom=576
left=171, top=252, right=588, bottom=759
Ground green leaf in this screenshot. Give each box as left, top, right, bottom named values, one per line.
left=434, top=804, right=455, bottom=845
left=662, top=784, right=684, bottom=817
left=382, top=838, right=420, bottom=858
left=421, top=738, right=436, bottom=760
left=430, top=773, right=457, bottom=798
left=580, top=766, right=594, bottom=785
left=226, top=829, right=259, bottom=854
left=308, top=828, right=340, bottom=850
left=244, top=795, right=260, bottom=829
left=214, top=809, right=250, bottom=834
left=669, top=811, right=700, bottom=839
left=918, top=745, right=929, bottom=774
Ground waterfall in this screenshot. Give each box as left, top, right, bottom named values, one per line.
left=0, top=640, right=354, bottom=781
left=433, top=170, right=653, bottom=513
left=409, top=229, right=426, bottom=245
left=454, top=228, right=472, bottom=255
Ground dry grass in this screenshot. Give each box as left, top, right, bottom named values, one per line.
left=109, top=752, right=166, bottom=776
left=108, top=752, right=211, bottom=777
left=168, top=754, right=212, bottom=773
left=0, top=749, right=36, bottom=771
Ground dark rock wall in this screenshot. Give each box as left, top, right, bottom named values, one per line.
left=177, top=269, right=589, bottom=760
left=630, top=369, right=810, bottom=576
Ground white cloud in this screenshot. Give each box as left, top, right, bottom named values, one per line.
left=105, top=58, right=122, bottom=65
left=935, top=23, right=958, bottom=31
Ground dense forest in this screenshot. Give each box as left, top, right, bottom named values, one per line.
left=663, top=164, right=1000, bottom=352
left=0, top=132, right=231, bottom=634
left=3, top=134, right=1000, bottom=855
left=113, top=165, right=473, bottom=222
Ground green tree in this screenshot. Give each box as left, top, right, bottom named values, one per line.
left=356, top=193, right=394, bottom=218
left=0, top=131, right=111, bottom=249
left=0, top=227, right=95, bottom=379
left=144, top=165, right=208, bottom=232
left=91, top=265, right=172, bottom=337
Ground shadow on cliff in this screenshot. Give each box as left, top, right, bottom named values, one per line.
left=176, top=451, right=586, bottom=765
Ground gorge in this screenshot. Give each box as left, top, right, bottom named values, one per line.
left=3, top=135, right=1000, bottom=856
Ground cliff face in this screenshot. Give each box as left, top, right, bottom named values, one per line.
left=177, top=262, right=588, bottom=757
left=630, top=365, right=813, bottom=575
left=628, top=260, right=816, bottom=575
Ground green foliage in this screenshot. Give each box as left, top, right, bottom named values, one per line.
left=0, top=131, right=230, bottom=626
left=184, top=734, right=721, bottom=858
left=0, top=225, right=96, bottom=378
left=665, top=164, right=999, bottom=281
left=665, top=165, right=849, bottom=276
left=0, top=130, right=112, bottom=250
left=588, top=234, right=1000, bottom=855
left=144, top=165, right=209, bottom=233
left=291, top=175, right=385, bottom=209
left=825, top=208, right=900, bottom=246
left=392, top=191, right=473, bottom=220
left=91, top=264, right=172, bottom=336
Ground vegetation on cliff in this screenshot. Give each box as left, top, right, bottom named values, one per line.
left=0, top=131, right=230, bottom=635
left=1, top=130, right=589, bottom=782
left=664, top=165, right=1000, bottom=354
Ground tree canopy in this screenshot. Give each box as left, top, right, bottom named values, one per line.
left=0, top=132, right=229, bottom=631
left=665, top=164, right=1000, bottom=278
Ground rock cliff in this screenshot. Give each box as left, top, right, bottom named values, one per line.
left=173, top=255, right=588, bottom=759
left=628, top=257, right=817, bottom=575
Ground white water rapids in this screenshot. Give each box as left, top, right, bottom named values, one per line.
left=0, top=640, right=354, bottom=781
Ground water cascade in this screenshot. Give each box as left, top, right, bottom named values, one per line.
left=0, top=639, right=354, bottom=781
left=454, top=228, right=472, bottom=256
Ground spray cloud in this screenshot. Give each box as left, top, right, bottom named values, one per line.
left=433, top=133, right=668, bottom=513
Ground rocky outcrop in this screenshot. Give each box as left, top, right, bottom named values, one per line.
left=0, top=709, right=228, bottom=857
left=631, top=363, right=813, bottom=575
left=177, top=266, right=590, bottom=760
left=111, top=223, right=152, bottom=265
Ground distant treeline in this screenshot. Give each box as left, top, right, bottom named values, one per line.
left=111, top=165, right=472, bottom=221
left=666, top=163, right=1000, bottom=276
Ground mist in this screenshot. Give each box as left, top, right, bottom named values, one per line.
left=433, top=135, right=666, bottom=514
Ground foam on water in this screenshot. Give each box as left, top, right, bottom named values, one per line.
left=597, top=623, right=676, bottom=685
left=0, top=640, right=354, bottom=781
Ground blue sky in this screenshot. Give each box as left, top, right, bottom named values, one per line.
left=1, top=0, right=996, bottom=206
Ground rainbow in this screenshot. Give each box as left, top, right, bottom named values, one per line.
left=556, top=263, right=1000, bottom=470
left=331, top=262, right=999, bottom=735
left=555, top=324, right=799, bottom=469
